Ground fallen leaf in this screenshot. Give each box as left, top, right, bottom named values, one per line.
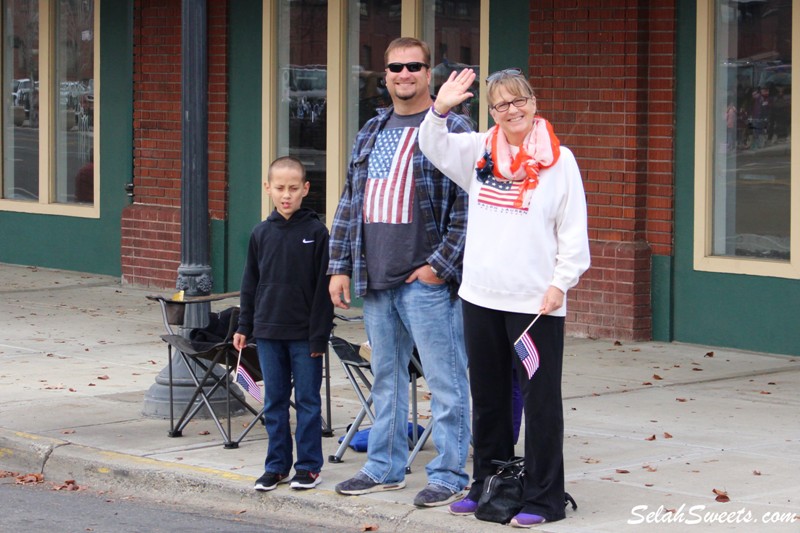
left=713, top=488, right=730, bottom=502
left=198, top=430, right=210, bottom=435
left=0, top=470, right=18, bottom=478
left=653, top=374, right=663, bottom=380
left=69, top=388, right=77, bottom=392
left=97, top=375, right=110, bottom=380
left=16, top=473, right=45, bottom=484
left=643, top=465, right=658, bottom=472
left=663, top=432, right=673, bottom=439
left=705, top=351, right=715, bottom=358
left=62, top=429, right=76, bottom=435
left=418, top=413, right=431, bottom=419
left=88, top=383, right=96, bottom=387
left=753, top=470, right=761, bottom=476
left=645, top=435, right=656, bottom=441
left=148, top=360, right=158, bottom=365
left=642, top=382, right=653, bottom=386
left=361, top=525, right=379, bottom=532
left=676, top=398, right=687, bottom=402
left=759, top=391, right=771, bottom=395
left=581, top=456, right=601, bottom=464
left=614, top=340, right=622, bottom=346
left=235, top=509, right=247, bottom=515
left=615, top=469, right=630, bottom=474
left=692, top=368, right=703, bottom=372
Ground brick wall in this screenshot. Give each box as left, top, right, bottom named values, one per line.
left=529, top=1, right=676, bottom=340
left=121, top=0, right=228, bottom=288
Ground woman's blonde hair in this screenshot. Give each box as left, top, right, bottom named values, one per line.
left=487, top=70, right=535, bottom=107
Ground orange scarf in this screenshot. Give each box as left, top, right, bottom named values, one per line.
left=484, top=117, right=560, bottom=208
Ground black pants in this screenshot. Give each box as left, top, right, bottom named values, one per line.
left=462, top=299, right=566, bottom=521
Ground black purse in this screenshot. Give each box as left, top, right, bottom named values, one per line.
left=475, top=457, right=525, bottom=524
left=474, top=457, right=579, bottom=525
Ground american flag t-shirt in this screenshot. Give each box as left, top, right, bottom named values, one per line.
left=364, top=127, right=417, bottom=224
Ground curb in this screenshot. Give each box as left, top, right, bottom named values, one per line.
left=0, top=428, right=506, bottom=533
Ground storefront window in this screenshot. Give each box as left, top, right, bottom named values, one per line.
left=345, top=0, right=401, bottom=146
left=1, top=0, right=97, bottom=212
left=712, top=0, right=791, bottom=260
left=423, top=0, right=481, bottom=128
left=3, top=0, right=40, bottom=200
left=276, top=0, right=328, bottom=219
left=55, top=0, right=95, bottom=204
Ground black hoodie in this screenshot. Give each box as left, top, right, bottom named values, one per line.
left=236, top=207, right=333, bottom=353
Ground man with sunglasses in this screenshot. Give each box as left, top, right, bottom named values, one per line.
left=328, top=37, right=472, bottom=508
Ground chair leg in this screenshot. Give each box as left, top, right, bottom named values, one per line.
left=406, top=419, right=434, bottom=474
left=167, top=346, right=181, bottom=437
left=329, top=399, right=371, bottom=463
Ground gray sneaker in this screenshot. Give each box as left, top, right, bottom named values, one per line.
left=413, top=484, right=463, bottom=507
left=335, top=471, right=406, bottom=495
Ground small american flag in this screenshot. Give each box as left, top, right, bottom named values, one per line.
left=513, top=314, right=541, bottom=379
left=235, top=349, right=261, bottom=403
left=364, top=127, right=417, bottom=224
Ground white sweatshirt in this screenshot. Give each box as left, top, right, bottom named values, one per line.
left=419, top=110, right=591, bottom=316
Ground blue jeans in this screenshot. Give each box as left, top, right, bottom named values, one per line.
left=361, top=281, right=470, bottom=492
left=256, top=338, right=323, bottom=474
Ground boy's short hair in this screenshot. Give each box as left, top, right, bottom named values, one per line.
left=384, top=37, right=431, bottom=66
left=268, top=156, right=306, bottom=182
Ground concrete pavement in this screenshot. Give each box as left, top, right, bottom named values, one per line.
left=0, top=262, right=797, bottom=532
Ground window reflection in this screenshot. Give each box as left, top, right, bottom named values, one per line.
left=277, top=0, right=328, bottom=219
left=56, top=0, right=95, bottom=204
left=714, top=0, right=791, bottom=260
left=3, top=0, right=40, bottom=200
left=425, top=0, right=481, bottom=128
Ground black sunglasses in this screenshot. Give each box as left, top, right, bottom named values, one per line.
left=386, top=62, right=429, bottom=73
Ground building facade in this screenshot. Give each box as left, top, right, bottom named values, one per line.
left=1, top=0, right=798, bottom=356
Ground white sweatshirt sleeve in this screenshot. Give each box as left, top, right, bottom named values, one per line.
left=551, top=147, right=591, bottom=293
left=418, top=110, right=486, bottom=191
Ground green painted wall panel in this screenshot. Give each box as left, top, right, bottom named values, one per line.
left=651, top=254, right=673, bottom=342
left=673, top=0, right=799, bottom=356
left=224, top=0, right=263, bottom=293
left=0, top=0, right=133, bottom=277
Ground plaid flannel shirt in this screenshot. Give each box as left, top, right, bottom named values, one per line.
left=328, top=105, right=472, bottom=297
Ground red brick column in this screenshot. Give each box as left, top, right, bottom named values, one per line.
left=121, top=0, right=229, bottom=289
left=530, top=2, right=675, bottom=340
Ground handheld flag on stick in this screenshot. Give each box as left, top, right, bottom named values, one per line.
left=235, top=348, right=261, bottom=403
left=514, top=314, right=541, bottom=379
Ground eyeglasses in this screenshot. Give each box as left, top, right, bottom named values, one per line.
left=490, top=97, right=533, bottom=113
left=386, top=62, right=429, bottom=73
left=486, top=67, right=523, bottom=83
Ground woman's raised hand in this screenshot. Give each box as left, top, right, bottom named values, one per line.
left=433, top=68, right=477, bottom=115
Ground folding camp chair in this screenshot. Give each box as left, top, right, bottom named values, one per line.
left=328, top=324, right=434, bottom=474
left=147, top=293, right=333, bottom=448
left=147, top=293, right=264, bottom=448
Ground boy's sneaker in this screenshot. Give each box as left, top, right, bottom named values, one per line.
left=413, top=484, right=463, bottom=507
left=290, top=470, right=322, bottom=490
left=335, top=471, right=406, bottom=495
left=254, top=472, right=288, bottom=492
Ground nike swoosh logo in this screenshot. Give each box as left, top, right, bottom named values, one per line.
left=303, top=239, right=314, bottom=244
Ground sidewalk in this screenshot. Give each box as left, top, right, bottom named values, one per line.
left=0, top=263, right=797, bottom=532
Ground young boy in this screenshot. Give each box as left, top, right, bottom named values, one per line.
left=233, top=156, right=333, bottom=492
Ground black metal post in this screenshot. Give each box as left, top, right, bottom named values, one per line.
left=143, top=0, right=242, bottom=421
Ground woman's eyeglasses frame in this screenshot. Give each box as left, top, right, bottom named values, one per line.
left=490, top=96, right=534, bottom=113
